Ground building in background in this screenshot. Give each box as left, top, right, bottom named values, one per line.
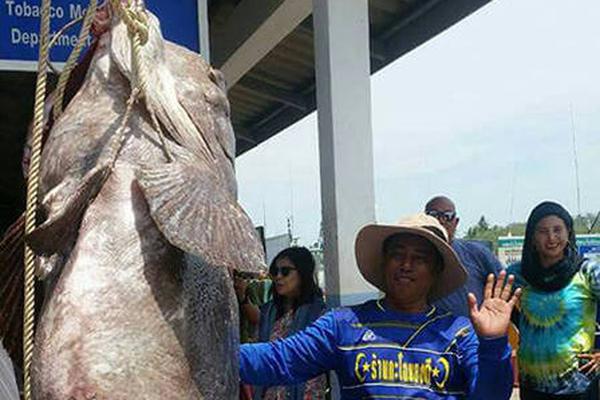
left=264, top=233, right=291, bottom=266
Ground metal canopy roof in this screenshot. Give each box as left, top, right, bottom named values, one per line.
left=0, top=0, right=491, bottom=231
left=208, top=0, right=492, bottom=155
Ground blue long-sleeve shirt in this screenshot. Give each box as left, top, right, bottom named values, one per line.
left=241, top=299, right=513, bottom=399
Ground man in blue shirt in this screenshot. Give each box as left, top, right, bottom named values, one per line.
left=240, top=213, right=520, bottom=399
left=425, top=196, right=504, bottom=316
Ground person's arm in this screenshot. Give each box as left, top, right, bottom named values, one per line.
left=458, top=327, right=513, bottom=399
left=576, top=261, right=600, bottom=372
left=240, top=310, right=338, bottom=386
left=583, top=260, right=600, bottom=298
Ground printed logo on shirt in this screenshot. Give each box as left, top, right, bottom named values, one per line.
left=353, top=350, right=452, bottom=391
left=361, top=330, right=377, bottom=342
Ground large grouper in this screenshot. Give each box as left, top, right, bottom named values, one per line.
left=1, top=4, right=265, bottom=399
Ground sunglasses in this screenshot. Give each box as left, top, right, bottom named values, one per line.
left=426, top=210, right=457, bottom=223
left=269, top=266, right=296, bottom=278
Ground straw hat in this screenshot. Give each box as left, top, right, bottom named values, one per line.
left=355, top=213, right=467, bottom=300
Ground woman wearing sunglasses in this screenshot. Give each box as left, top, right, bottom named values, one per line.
left=248, top=246, right=327, bottom=400
left=508, top=201, right=600, bottom=400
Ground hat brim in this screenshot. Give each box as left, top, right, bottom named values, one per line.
left=355, top=224, right=467, bottom=301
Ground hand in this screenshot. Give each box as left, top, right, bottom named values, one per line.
left=578, top=352, right=600, bottom=374
left=234, top=276, right=248, bottom=301
left=468, top=271, right=522, bottom=339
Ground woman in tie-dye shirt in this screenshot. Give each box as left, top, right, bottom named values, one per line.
left=508, top=201, right=600, bottom=400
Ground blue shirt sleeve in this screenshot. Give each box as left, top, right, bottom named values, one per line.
left=458, top=329, right=513, bottom=400
left=240, top=310, right=338, bottom=386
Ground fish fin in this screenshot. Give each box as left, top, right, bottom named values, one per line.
left=25, top=164, right=111, bottom=256
left=136, top=161, right=265, bottom=274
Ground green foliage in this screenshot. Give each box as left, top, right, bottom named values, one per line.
left=573, top=213, right=600, bottom=234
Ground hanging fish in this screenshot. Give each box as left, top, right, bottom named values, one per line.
left=1, top=3, right=265, bottom=399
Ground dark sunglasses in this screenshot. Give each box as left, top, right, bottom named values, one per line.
left=269, top=266, right=296, bottom=277
left=426, top=210, right=457, bottom=223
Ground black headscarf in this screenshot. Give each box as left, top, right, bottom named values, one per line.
left=521, top=201, right=583, bottom=292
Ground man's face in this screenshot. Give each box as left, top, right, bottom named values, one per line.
left=383, top=234, right=440, bottom=306
left=425, top=198, right=458, bottom=241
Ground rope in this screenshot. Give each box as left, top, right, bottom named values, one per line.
left=46, top=14, right=85, bottom=75
left=110, top=0, right=173, bottom=162
left=110, top=0, right=148, bottom=93
left=52, top=0, right=98, bottom=120
left=105, top=88, right=141, bottom=165
left=45, top=0, right=109, bottom=75
left=23, top=0, right=52, bottom=398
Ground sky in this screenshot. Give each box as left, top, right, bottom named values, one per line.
left=235, top=0, right=600, bottom=246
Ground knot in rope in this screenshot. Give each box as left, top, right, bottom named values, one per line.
left=110, top=0, right=149, bottom=45
left=121, top=6, right=149, bottom=45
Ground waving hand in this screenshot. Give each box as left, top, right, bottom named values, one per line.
left=468, top=270, right=521, bottom=338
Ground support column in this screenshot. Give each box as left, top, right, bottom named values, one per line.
left=198, top=0, right=210, bottom=62
left=313, top=0, right=376, bottom=307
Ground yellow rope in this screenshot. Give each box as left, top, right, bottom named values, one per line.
left=52, top=0, right=98, bottom=120
left=46, top=14, right=86, bottom=75
left=106, top=87, right=141, bottom=165
left=23, top=0, right=52, bottom=398
left=110, top=0, right=173, bottom=162
left=110, top=0, right=149, bottom=93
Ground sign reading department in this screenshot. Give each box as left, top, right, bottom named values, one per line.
left=0, top=0, right=200, bottom=71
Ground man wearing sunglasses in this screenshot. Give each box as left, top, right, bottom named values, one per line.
left=425, top=196, right=504, bottom=317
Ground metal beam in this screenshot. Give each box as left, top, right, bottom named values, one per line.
left=235, top=81, right=316, bottom=156
left=234, top=0, right=494, bottom=154
left=370, top=0, right=408, bottom=15
left=369, top=38, right=388, bottom=62
left=234, top=127, right=258, bottom=145
left=378, top=0, right=444, bottom=41
left=211, top=0, right=282, bottom=66
left=238, top=77, right=308, bottom=111
left=198, top=0, right=211, bottom=61
left=380, top=0, right=493, bottom=61
left=214, top=0, right=312, bottom=88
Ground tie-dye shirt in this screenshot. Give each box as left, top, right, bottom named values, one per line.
left=508, top=259, right=600, bottom=395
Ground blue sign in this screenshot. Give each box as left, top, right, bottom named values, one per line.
left=0, top=0, right=200, bottom=70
